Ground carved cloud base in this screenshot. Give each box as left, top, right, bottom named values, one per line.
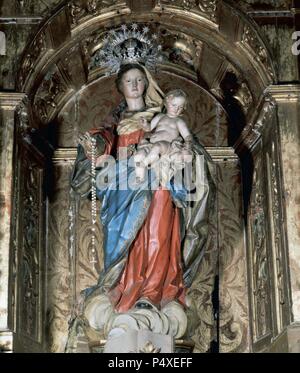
left=104, top=329, right=173, bottom=353
left=84, top=294, right=188, bottom=342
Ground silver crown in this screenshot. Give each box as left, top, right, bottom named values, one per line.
left=91, top=24, right=163, bottom=75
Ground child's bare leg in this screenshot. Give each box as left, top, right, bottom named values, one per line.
left=134, top=150, right=146, bottom=164
left=135, top=166, right=146, bottom=181
left=143, top=145, right=161, bottom=167
left=134, top=150, right=147, bottom=181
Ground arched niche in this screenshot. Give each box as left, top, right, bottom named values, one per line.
left=39, top=69, right=226, bottom=354
left=17, top=0, right=275, bottom=141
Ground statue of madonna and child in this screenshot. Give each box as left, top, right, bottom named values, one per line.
left=66, top=25, right=216, bottom=353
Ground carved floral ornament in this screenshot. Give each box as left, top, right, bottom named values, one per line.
left=68, top=0, right=126, bottom=27
left=241, top=25, right=274, bottom=80
left=68, top=0, right=218, bottom=25
left=237, top=98, right=276, bottom=151
left=18, top=32, right=47, bottom=90
left=269, top=142, right=286, bottom=310
left=16, top=97, right=30, bottom=133
left=159, top=0, right=218, bottom=22
left=250, top=158, right=270, bottom=340
left=33, top=68, right=68, bottom=124
left=21, top=161, right=41, bottom=338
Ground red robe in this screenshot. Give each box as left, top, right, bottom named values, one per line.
left=107, top=130, right=186, bottom=312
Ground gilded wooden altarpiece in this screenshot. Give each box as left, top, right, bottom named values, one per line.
left=0, top=0, right=295, bottom=353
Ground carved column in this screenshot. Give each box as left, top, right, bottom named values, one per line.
left=210, top=148, right=251, bottom=353
left=234, top=100, right=274, bottom=352
left=265, top=85, right=300, bottom=352
left=0, top=93, right=26, bottom=351
left=236, top=88, right=300, bottom=352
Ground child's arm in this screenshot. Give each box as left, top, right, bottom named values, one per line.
left=150, top=113, right=164, bottom=131
left=177, top=119, right=192, bottom=142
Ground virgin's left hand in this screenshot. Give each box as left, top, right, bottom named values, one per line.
left=139, top=117, right=150, bottom=131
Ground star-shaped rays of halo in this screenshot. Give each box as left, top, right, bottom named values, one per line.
left=109, top=29, right=117, bottom=36
left=91, top=23, right=162, bottom=75
left=102, top=35, right=109, bottom=46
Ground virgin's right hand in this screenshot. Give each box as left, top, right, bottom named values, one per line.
left=78, top=132, right=95, bottom=156
left=139, top=117, right=149, bottom=131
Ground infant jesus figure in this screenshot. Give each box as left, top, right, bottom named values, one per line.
left=134, top=89, right=193, bottom=182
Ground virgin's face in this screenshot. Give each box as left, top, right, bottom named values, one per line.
left=120, top=69, right=146, bottom=99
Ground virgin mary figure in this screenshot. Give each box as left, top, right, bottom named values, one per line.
left=68, top=28, right=215, bottom=346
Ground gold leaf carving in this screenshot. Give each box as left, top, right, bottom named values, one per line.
left=19, top=32, right=46, bottom=90
left=241, top=25, right=274, bottom=79
left=234, top=82, right=253, bottom=114
left=20, top=158, right=42, bottom=341
left=34, top=68, right=68, bottom=124
left=249, top=154, right=272, bottom=342
left=68, top=0, right=126, bottom=27
left=198, top=0, right=217, bottom=21
left=47, top=164, right=74, bottom=352
left=218, top=162, right=250, bottom=352
left=187, top=195, right=218, bottom=352
left=161, top=0, right=217, bottom=22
